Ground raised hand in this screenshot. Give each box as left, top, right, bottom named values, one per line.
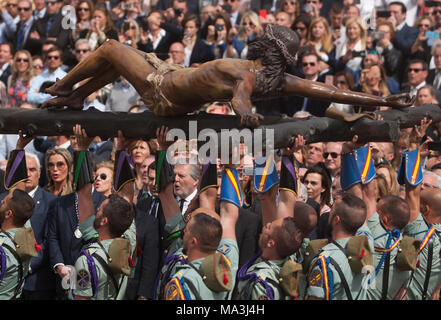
left=16, top=130, right=34, bottom=150
left=72, top=124, right=94, bottom=151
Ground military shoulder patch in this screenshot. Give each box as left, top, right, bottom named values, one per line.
left=76, top=269, right=91, bottom=289
left=164, top=277, right=187, bottom=300
left=217, top=243, right=231, bottom=255
left=308, top=269, right=323, bottom=287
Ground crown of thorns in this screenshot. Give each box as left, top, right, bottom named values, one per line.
left=265, top=24, right=298, bottom=64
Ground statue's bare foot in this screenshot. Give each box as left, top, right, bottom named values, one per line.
left=240, top=112, right=264, bottom=128
left=44, top=78, right=73, bottom=97
left=41, top=95, right=84, bottom=110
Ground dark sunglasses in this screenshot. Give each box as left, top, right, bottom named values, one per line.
left=432, top=10, right=441, bottom=15
left=45, top=1, right=57, bottom=5
left=302, top=62, right=316, bottom=67
left=75, top=49, right=89, bottom=53
left=336, top=80, right=346, bottom=85
left=95, top=173, right=108, bottom=181
left=408, top=68, right=423, bottom=73
left=47, top=55, right=60, bottom=60
left=78, top=7, right=89, bottom=11
left=324, top=152, right=340, bottom=159
left=16, top=58, right=29, bottom=62
left=48, top=161, right=66, bottom=168
left=18, top=6, right=31, bottom=11
left=241, top=22, right=254, bottom=27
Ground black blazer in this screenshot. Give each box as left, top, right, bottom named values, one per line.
left=13, top=20, right=42, bottom=55
left=393, top=24, right=419, bottom=54
left=0, top=64, right=11, bottom=88
left=91, top=140, right=114, bottom=166
left=47, top=190, right=106, bottom=269
left=189, top=37, right=215, bottom=66
left=137, top=30, right=178, bottom=60
left=125, top=195, right=161, bottom=299
left=235, top=208, right=262, bottom=269
left=34, top=12, right=71, bottom=54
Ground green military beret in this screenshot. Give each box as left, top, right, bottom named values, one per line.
left=396, top=235, right=421, bottom=271
left=279, top=259, right=303, bottom=298
left=346, top=235, right=373, bottom=274
left=303, top=239, right=329, bottom=272
left=200, top=251, right=233, bottom=293
left=14, top=227, right=39, bottom=259
left=108, top=238, right=132, bottom=276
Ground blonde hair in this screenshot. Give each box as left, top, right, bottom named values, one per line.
left=45, top=147, right=73, bottom=196
left=345, top=17, right=367, bottom=50
left=11, top=50, right=34, bottom=86
left=362, top=62, right=390, bottom=96
left=307, top=17, right=334, bottom=54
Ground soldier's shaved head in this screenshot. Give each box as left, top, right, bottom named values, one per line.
left=293, top=201, right=318, bottom=237
left=421, top=189, right=441, bottom=222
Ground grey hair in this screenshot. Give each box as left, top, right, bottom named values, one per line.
left=75, top=38, right=90, bottom=49
left=25, top=152, right=41, bottom=170
left=423, top=169, right=441, bottom=189
left=431, top=39, right=441, bottom=56
left=188, top=163, right=202, bottom=181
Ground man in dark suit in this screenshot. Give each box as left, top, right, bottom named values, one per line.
left=0, top=151, right=57, bottom=299
left=284, top=51, right=331, bottom=117
left=0, top=43, right=12, bottom=87
left=30, top=0, right=70, bottom=57
left=88, top=138, right=113, bottom=166
left=388, top=1, right=418, bottom=56
left=427, top=41, right=441, bottom=90
left=12, top=0, right=40, bottom=55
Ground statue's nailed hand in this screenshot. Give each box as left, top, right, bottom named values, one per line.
left=384, top=93, right=416, bottom=109
left=240, top=112, right=264, bottom=128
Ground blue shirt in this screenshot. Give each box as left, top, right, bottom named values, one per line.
left=27, top=67, right=67, bottom=105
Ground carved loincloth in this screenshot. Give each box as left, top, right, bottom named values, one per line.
left=142, top=53, right=186, bottom=116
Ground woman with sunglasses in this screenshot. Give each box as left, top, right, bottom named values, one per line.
left=77, top=6, right=118, bottom=51
left=72, top=0, right=94, bottom=42
left=32, top=55, right=44, bottom=76
left=93, top=161, right=114, bottom=197
left=226, top=11, right=263, bottom=59
left=119, top=19, right=140, bottom=48
left=279, top=0, right=299, bottom=22
left=45, top=147, right=74, bottom=196
left=410, top=15, right=434, bottom=63
left=292, top=13, right=311, bottom=47
left=7, top=50, right=34, bottom=108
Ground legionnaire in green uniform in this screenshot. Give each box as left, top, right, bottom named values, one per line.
left=73, top=194, right=135, bottom=300
left=0, top=189, right=37, bottom=299
left=235, top=152, right=306, bottom=300
left=304, top=194, right=373, bottom=300
left=154, top=126, right=240, bottom=300
left=365, top=196, right=416, bottom=300
left=400, top=143, right=441, bottom=300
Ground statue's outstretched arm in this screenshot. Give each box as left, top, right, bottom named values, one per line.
left=281, top=73, right=415, bottom=109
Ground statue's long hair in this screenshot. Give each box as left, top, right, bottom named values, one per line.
left=247, top=37, right=287, bottom=96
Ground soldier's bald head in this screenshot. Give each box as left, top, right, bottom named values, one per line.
left=293, top=201, right=318, bottom=237
left=421, top=189, right=441, bottom=219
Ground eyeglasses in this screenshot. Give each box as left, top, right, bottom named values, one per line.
left=431, top=10, right=441, bottom=15
left=302, top=62, right=316, bottom=67
left=408, top=68, right=423, bottom=73
left=47, top=55, right=60, bottom=60
left=78, top=7, right=89, bottom=11
left=45, top=1, right=57, bottom=5
left=336, top=80, right=346, bottom=85
left=418, top=24, right=430, bottom=28
left=241, top=22, right=254, bottom=27
left=324, top=152, right=340, bottom=159
left=7, top=3, right=17, bottom=7
left=48, top=161, right=66, bottom=169
left=95, top=173, right=108, bottom=181
left=18, top=6, right=31, bottom=11
left=16, top=58, right=29, bottom=62
left=295, top=26, right=306, bottom=31
left=75, top=49, right=89, bottom=53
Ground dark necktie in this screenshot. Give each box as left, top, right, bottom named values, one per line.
left=179, top=198, right=185, bottom=212
left=46, top=15, right=57, bottom=37
left=17, top=25, right=25, bottom=50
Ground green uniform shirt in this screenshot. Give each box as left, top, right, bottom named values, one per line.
left=290, top=238, right=310, bottom=300
left=236, top=256, right=287, bottom=300
left=0, top=229, right=31, bottom=300
left=366, top=213, right=412, bottom=300
left=306, top=225, right=373, bottom=300
left=73, top=239, right=126, bottom=300
left=164, top=238, right=239, bottom=300
left=403, top=213, right=441, bottom=300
